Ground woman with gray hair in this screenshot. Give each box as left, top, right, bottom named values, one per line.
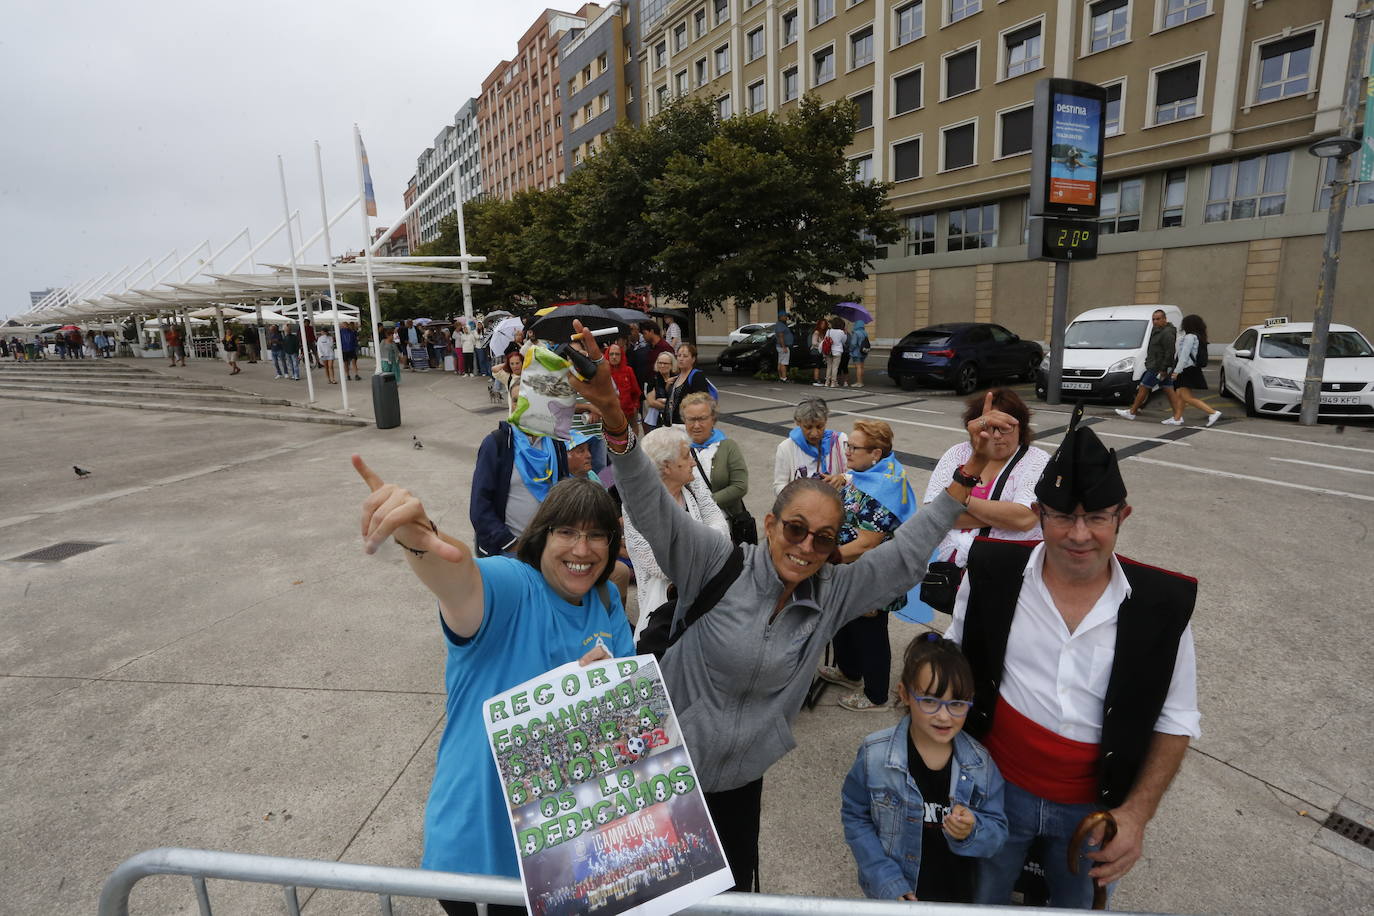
left=772, top=396, right=848, bottom=494
left=623, top=426, right=729, bottom=638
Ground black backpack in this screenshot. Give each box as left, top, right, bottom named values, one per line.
left=1193, top=336, right=1209, bottom=368
left=635, top=546, right=745, bottom=660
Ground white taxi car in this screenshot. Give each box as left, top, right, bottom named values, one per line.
left=1219, top=318, right=1374, bottom=418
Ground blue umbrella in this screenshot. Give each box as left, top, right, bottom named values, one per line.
left=833, top=301, right=873, bottom=323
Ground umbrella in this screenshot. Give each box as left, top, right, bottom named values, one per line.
left=534, top=305, right=559, bottom=317
left=608, top=307, right=649, bottom=327
left=483, top=309, right=512, bottom=321
left=528, top=304, right=630, bottom=344
left=413, top=317, right=434, bottom=325
left=59, top=324, right=81, bottom=330
left=650, top=307, right=688, bottom=321
left=832, top=301, right=873, bottom=323
left=488, top=315, right=525, bottom=356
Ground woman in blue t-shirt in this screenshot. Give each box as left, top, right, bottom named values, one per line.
left=353, top=455, right=635, bottom=916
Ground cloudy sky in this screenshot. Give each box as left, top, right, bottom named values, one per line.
left=0, top=0, right=571, bottom=322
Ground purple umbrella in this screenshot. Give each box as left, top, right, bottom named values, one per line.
left=833, top=302, right=873, bottom=323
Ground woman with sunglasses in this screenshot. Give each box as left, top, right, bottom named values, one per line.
left=352, top=454, right=633, bottom=916
left=566, top=320, right=1017, bottom=893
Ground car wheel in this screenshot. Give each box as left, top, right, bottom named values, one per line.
left=954, top=362, right=979, bottom=395
left=1219, top=368, right=1233, bottom=400
left=1244, top=383, right=1259, bottom=417
left=897, top=373, right=919, bottom=391
left=1021, top=356, right=1040, bottom=382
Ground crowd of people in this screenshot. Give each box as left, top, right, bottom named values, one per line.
left=353, top=308, right=1200, bottom=915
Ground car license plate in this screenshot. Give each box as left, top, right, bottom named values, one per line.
left=903, top=352, right=923, bottom=360
left=1320, top=394, right=1359, bottom=405
left=1061, top=381, right=1092, bottom=390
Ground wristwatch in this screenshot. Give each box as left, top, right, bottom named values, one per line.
left=950, top=465, right=980, bottom=488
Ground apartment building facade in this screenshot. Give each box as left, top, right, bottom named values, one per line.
left=561, top=1, right=642, bottom=173
left=638, top=0, right=1373, bottom=345
left=479, top=6, right=605, bottom=201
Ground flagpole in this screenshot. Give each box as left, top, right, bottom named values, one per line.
left=277, top=155, right=317, bottom=404
left=314, top=139, right=349, bottom=411
left=353, top=124, right=384, bottom=378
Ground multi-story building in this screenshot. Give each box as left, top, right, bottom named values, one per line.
left=404, top=100, right=484, bottom=249
left=479, top=5, right=605, bottom=200
left=639, top=0, right=1373, bottom=344
left=561, top=1, right=641, bottom=173
left=403, top=175, right=419, bottom=253
left=30, top=288, right=54, bottom=308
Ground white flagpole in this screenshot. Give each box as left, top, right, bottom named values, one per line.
left=353, top=124, right=383, bottom=377
left=277, top=155, right=317, bottom=403
left=313, top=140, right=349, bottom=411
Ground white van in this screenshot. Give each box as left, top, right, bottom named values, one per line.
left=1035, top=304, right=1184, bottom=403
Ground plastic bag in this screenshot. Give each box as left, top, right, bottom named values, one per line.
left=509, top=345, right=577, bottom=440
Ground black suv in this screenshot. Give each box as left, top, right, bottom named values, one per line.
left=715, top=324, right=823, bottom=377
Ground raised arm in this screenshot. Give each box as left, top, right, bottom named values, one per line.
left=354, top=455, right=484, bottom=638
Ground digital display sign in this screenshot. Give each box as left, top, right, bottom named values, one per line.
left=1028, top=218, right=1099, bottom=262
left=1029, top=79, right=1108, bottom=218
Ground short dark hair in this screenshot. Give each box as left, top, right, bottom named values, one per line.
left=514, top=478, right=623, bottom=589
left=638, top=320, right=662, bottom=336
left=962, top=386, right=1034, bottom=446
left=900, top=633, right=974, bottom=701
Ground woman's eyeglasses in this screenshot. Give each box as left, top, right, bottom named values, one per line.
left=778, top=519, right=838, bottom=553
left=547, top=526, right=611, bottom=548
left=911, top=696, right=972, bottom=717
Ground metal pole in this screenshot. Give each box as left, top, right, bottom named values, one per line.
left=314, top=140, right=350, bottom=411
left=278, top=155, right=318, bottom=403
left=1302, top=0, right=1374, bottom=425
left=1046, top=261, right=1070, bottom=406
left=353, top=125, right=385, bottom=376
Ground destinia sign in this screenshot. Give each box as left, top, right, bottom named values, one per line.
left=1029, top=78, right=1108, bottom=218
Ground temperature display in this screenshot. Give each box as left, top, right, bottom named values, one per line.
left=1028, top=218, right=1099, bottom=262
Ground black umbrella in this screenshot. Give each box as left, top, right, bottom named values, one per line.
left=528, top=304, right=631, bottom=344
left=649, top=307, right=688, bottom=322
left=608, top=307, right=649, bottom=327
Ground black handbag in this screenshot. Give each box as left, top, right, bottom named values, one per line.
left=919, top=444, right=1028, bottom=614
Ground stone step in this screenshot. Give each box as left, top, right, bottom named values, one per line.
left=0, top=380, right=295, bottom=406
left=0, top=390, right=369, bottom=427
left=0, top=373, right=230, bottom=390
left=0, top=361, right=152, bottom=373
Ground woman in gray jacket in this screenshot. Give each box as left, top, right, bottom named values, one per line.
left=568, top=320, right=1016, bottom=893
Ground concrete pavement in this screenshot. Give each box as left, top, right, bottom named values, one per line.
left=1, top=352, right=1370, bottom=914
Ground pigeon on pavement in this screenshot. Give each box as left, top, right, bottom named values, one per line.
left=74, top=466, right=92, bottom=478
left=412, top=436, right=424, bottom=450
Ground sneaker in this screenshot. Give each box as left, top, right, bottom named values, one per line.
left=1207, top=411, right=1222, bottom=427
left=274, top=374, right=282, bottom=379
left=1161, top=417, right=1184, bottom=425
left=851, top=383, right=864, bottom=389
left=1114, top=408, right=1136, bottom=420
left=839, top=692, right=887, bottom=712
left=813, top=382, right=826, bottom=387
left=817, top=665, right=861, bottom=689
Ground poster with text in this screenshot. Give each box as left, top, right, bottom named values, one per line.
left=484, top=655, right=732, bottom=916
left=1048, top=93, right=1102, bottom=207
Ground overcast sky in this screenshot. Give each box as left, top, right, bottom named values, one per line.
left=0, top=0, right=570, bottom=322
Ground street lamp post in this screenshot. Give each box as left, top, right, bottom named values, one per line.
left=1301, top=1, right=1374, bottom=426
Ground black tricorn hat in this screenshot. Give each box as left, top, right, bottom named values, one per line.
left=1034, top=402, right=1127, bottom=512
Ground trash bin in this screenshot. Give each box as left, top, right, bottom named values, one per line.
left=372, top=372, right=401, bottom=429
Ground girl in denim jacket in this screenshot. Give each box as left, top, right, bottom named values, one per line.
left=841, top=634, right=1008, bottom=902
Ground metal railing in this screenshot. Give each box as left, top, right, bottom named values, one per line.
left=99, top=847, right=1154, bottom=916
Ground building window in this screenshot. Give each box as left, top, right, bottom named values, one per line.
left=815, top=0, right=835, bottom=24
left=1104, top=81, right=1123, bottom=135
left=677, top=69, right=689, bottom=94
left=783, top=9, right=799, bottom=44
left=948, top=0, right=980, bottom=24
left=1318, top=146, right=1374, bottom=208
left=1256, top=31, right=1315, bottom=103
left=892, top=137, right=922, bottom=181
left=1088, top=0, right=1129, bottom=52
left=695, top=8, right=707, bottom=36
left=597, top=53, right=608, bottom=74
left=850, top=26, right=874, bottom=69
left=1154, top=60, right=1200, bottom=124
left=783, top=67, right=800, bottom=101
left=696, top=57, right=708, bottom=86
left=853, top=154, right=874, bottom=183
left=942, top=121, right=976, bottom=170
left=1098, top=178, right=1142, bottom=233
left=674, top=23, right=688, bottom=52
left=715, top=0, right=730, bottom=24
left=1205, top=151, right=1289, bottom=221
left=814, top=46, right=835, bottom=84
left=1161, top=167, right=1187, bottom=226
left=748, top=27, right=765, bottom=61
left=893, top=68, right=922, bottom=114
left=716, top=43, right=731, bottom=76
left=717, top=93, right=733, bottom=118
left=655, top=41, right=667, bottom=70
left=1162, top=0, right=1208, bottom=29
left=947, top=203, right=997, bottom=249
left=1003, top=23, right=1042, bottom=78
left=749, top=80, right=767, bottom=112
left=904, top=212, right=936, bottom=254
left=656, top=85, right=669, bottom=112
left=895, top=1, right=924, bottom=46
left=853, top=90, right=873, bottom=129
left=999, top=106, right=1033, bottom=156
left=944, top=46, right=978, bottom=98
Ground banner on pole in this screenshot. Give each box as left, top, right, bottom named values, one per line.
left=484, top=655, right=732, bottom=916
left=359, top=134, right=379, bottom=217
left=1361, top=46, right=1374, bottom=183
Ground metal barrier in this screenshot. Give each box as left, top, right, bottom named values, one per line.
left=99, top=847, right=1153, bottom=916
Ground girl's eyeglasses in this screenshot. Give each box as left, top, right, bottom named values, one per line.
left=911, top=696, right=972, bottom=717
left=778, top=519, right=838, bottom=553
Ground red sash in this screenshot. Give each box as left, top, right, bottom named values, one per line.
left=983, top=695, right=1099, bottom=804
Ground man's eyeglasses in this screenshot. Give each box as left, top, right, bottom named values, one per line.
left=778, top=519, right=838, bottom=553
left=1039, top=508, right=1121, bottom=531
left=547, top=526, right=611, bottom=548
left=911, top=696, right=972, bottom=717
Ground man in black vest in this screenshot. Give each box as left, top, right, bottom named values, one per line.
left=947, top=404, right=1199, bottom=908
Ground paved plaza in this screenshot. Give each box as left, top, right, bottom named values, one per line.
left=1, top=353, right=1372, bottom=914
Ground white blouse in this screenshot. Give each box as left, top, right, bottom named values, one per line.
left=923, top=440, right=1051, bottom=565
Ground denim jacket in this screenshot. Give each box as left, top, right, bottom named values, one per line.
left=840, top=719, right=1008, bottom=900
